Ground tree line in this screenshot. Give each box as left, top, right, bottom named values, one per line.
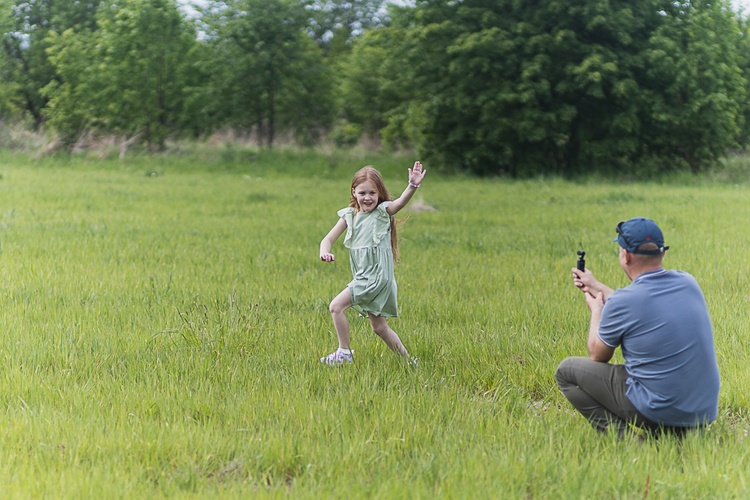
left=1, top=0, right=749, bottom=177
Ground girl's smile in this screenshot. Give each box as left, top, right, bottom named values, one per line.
left=353, top=179, right=380, bottom=212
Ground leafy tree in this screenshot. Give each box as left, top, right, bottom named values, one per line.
left=734, top=13, right=750, bottom=147
left=276, top=33, right=338, bottom=145
left=638, top=0, right=745, bottom=172
left=336, top=24, right=417, bottom=148
left=42, top=28, right=100, bottom=146
left=0, top=0, right=99, bottom=128
left=201, top=0, right=335, bottom=147
left=90, top=0, right=196, bottom=149
left=380, top=0, right=746, bottom=176
left=174, top=39, right=219, bottom=138
left=42, top=0, right=196, bottom=149
left=0, top=47, right=24, bottom=121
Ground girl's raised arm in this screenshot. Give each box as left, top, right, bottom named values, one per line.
left=387, top=161, right=427, bottom=216
left=320, top=218, right=348, bottom=262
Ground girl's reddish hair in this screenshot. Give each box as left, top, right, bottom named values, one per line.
left=350, top=166, right=399, bottom=261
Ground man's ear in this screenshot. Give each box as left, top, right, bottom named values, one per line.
left=623, top=250, right=633, bottom=265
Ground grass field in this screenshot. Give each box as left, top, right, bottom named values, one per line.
left=1, top=148, right=749, bottom=498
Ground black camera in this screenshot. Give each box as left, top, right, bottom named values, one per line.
left=576, top=250, right=586, bottom=271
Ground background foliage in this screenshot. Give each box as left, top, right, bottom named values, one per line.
left=2, top=0, right=750, bottom=177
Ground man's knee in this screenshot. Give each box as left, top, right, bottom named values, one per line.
left=555, top=356, right=581, bottom=389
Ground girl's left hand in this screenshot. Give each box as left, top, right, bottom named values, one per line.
left=408, top=161, right=426, bottom=186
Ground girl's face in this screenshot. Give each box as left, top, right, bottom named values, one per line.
left=352, top=179, right=380, bottom=213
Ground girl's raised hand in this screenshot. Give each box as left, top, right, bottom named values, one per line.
left=408, top=161, right=426, bottom=186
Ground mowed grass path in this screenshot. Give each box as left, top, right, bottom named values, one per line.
left=1, top=153, right=748, bottom=498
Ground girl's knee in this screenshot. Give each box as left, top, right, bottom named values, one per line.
left=372, top=323, right=396, bottom=340
left=371, top=325, right=387, bottom=337
left=329, top=289, right=351, bottom=315
left=329, top=297, right=348, bottom=315
left=329, top=302, right=345, bottom=316
left=368, top=319, right=388, bottom=336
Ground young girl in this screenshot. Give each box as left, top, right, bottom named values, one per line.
left=319, top=161, right=427, bottom=365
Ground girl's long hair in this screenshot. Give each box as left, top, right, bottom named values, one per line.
left=350, top=166, right=400, bottom=262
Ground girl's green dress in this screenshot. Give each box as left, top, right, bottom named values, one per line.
left=337, top=201, right=398, bottom=318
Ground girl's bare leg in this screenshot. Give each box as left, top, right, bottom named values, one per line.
left=329, top=288, right=353, bottom=349
left=368, top=314, right=410, bottom=359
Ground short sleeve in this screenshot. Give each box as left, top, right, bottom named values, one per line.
left=371, top=202, right=392, bottom=245
left=598, top=291, right=626, bottom=348
left=337, top=207, right=355, bottom=246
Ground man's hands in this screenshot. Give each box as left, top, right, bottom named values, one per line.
left=572, top=267, right=614, bottom=303
left=585, top=290, right=605, bottom=315
left=572, top=267, right=596, bottom=293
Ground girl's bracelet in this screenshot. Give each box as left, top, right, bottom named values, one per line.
left=409, top=182, right=420, bottom=189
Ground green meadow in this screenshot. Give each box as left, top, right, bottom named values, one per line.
left=1, top=149, right=749, bottom=498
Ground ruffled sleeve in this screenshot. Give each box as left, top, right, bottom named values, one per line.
left=371, top=202, right=392, bottom=245
left=337, top=207, right=355, bottom=247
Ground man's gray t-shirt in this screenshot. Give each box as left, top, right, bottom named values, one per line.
left=599, top=269, right=720, bottom=427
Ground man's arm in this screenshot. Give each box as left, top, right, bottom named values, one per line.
left=586, top=291, right=615, bottom=362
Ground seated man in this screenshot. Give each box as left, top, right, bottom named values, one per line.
left=556, top=217, right=720, bottom=437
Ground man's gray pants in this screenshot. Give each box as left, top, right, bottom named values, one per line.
left=555, top=356, right=672, bottom=436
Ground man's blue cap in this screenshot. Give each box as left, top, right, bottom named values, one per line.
left=614, top=217, right=669, bottom=255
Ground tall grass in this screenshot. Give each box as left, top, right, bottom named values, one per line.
left=0, top=150, right=749, bottom=497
